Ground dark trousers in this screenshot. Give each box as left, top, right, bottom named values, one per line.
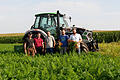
left=46, top=48, right=54, bottom=54
left=36, top=47, right=42, bottom=55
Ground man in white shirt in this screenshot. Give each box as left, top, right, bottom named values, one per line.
left=69, top=28, right=82, bottom=54
left=45, top=31, right=56, bottom=54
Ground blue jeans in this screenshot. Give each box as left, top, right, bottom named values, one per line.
left=46, top=48, right=54, bottom=53
left=60, top=47, right=67, bottom=54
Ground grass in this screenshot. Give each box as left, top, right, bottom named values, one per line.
left=0, top=43, right=120, bottom=80
left=99, top=42, right=120, bottom=56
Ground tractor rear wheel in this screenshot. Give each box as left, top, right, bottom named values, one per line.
left=81, top=42, right=89, bottom=53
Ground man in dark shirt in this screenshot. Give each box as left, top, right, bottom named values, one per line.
left=24, top=32, right=36, bottom=56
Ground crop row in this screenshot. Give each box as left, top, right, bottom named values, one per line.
left=0, top=31, right=120, bottom=43
left=0, top=52, right=120, bottom=80
left=0, top=36, right=23, bottom=43
left=93, top=31, right=120, bottom=43
left=0, top=43, right=120, bottom=79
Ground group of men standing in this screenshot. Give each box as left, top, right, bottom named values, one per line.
left=24, top=28, right=82, bottom=57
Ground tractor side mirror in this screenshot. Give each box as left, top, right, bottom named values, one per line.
left=69, top=16, right=71, bottom=22
left=73, top=25, right=75, bottom=27
left=31, top=25, right=34, bottom=29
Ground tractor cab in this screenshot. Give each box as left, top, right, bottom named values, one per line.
left=31, top=12, right=69, bottom=36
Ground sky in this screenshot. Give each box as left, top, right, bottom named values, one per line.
left=0, top=0, right=120, bottom=33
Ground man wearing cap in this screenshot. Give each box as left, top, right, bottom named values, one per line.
left=68, top=28, right=82, bottom=54
left=24, top=32, right=36, bottom=57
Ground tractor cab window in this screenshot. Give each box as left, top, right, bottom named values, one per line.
left=54, top=17, right=68, bottom=28
left=40, top=17, right=48, bottom=28
left=34, top=16, right=40, bottom=28
left=60, top=17, right=67, bottom=27
left=40, top=16, right=56, bottom=34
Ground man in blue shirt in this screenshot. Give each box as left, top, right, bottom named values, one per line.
left=59, top=29, right=69, bottom=54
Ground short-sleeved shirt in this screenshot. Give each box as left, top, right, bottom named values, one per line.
left=45, top=35, right=55, bottom=48
left=34, top=38, right=43, bottom=48
left=69, top=34, right=82, bottom=47
left=24, top=38, right=34, bottom=48
left=59, top=35, right=69, bottom=47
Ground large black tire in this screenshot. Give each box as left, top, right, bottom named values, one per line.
left=81, top=42, right=89, bottom=53
left=92, top=40, right=99, bottom=51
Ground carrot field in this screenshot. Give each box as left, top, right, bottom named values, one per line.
left=0, top=42, right=120, bottom=80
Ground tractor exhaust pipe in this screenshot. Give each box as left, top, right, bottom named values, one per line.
left=57, top=10, right=60, bottom=39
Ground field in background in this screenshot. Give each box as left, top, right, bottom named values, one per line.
left=0, top=30, right=120, bottom=43
left=93, top=30, right=120, bottom=32
left=0, top=30, right=120, bottom=36
left=0, top=33, right=24, bottom=37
